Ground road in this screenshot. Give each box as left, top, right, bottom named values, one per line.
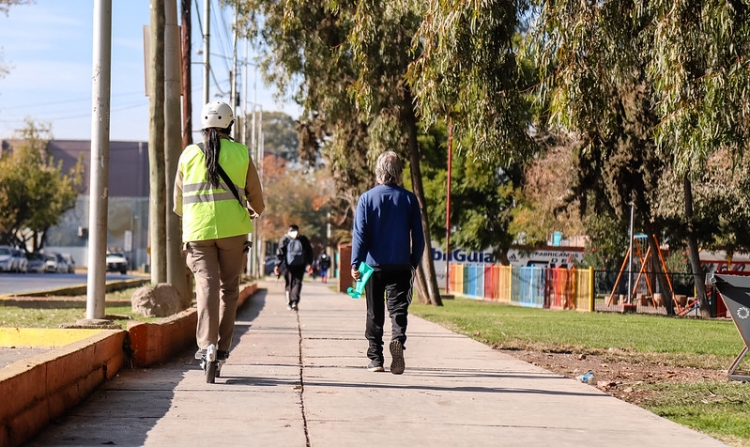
left=0, top=272, right=142, bottom=296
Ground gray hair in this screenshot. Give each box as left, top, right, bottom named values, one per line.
left=375, top=151, right=403, bottom=185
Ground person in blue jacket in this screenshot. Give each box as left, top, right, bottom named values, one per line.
left=351, top=151, right=425, bottom=374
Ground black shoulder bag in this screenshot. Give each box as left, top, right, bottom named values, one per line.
left=197, top=142, right=251, bottom=214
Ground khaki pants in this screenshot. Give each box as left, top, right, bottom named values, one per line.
left=185, top=234, right=247, bottom=352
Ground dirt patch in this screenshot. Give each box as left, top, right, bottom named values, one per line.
left=500, top=349, right=728, bottom=404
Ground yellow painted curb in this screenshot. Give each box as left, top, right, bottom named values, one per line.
left=0, top=328, right=103, bottom=348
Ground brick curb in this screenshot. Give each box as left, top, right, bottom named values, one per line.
left=0, top=330, right=126, bottom=447
left=0, top=282, right=259, bottom=447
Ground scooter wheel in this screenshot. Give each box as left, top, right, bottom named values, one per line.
left=205, top=361, right=218, bottom=383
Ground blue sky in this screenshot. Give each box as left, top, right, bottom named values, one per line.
left=0, top=0, right=300, bottom=142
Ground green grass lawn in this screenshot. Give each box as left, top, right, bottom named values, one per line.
left=0, top=287, right=160, bottom=329
left=411, top=297, right=750, bottom=447
left=412, top=297, right=744, bottom=365
left=0, top=306, right=152, bottom=329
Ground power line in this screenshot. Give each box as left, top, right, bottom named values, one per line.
left=213, top=1, right=232, bottom=74
left=0, top=91, right=145, bottom=111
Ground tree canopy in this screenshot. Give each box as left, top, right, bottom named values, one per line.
left=226, top=0, right=750, bottom=315
left=0, top=120, right=83, bottom=250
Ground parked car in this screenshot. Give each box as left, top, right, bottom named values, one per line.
left=12, top=249, right=28, bottom=273
left=53, top=253, right=71, bottom=274
left=106, top=252, right=128, bottom=275
left=26, top=252, right=46, bottom=273
left=0, top=246, right=13, bottom=272
left=44, top=252, right=65, bottom=273
left=60, top=253, right=75, bottom=273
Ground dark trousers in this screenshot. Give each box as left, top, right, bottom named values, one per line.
left=284, top=265, right=306, bottom=304
left=365, top=269, right=413, bottom=361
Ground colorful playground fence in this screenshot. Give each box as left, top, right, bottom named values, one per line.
left=448, top=264, right=595, bottom=312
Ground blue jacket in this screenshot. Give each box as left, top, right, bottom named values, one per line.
left=351, top=184, right=425, bottom=271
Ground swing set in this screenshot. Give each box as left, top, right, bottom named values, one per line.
left=607, top=234, right=692, bottom=314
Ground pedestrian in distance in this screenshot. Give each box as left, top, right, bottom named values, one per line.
left=274, top=224, right=314, bottom=310
left=173, top=101, right=265, bottom=383
left=351, top=151, right=424, bottom=374
left=317, top=252, right=332, bottom=283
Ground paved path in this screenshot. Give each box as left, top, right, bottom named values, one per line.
left=27, top=279, right=726, bottom=446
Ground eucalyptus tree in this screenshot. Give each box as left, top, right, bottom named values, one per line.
left=407, top=1, right=535, bottom=163
left=232, top=0, right=375, bottom=270
left=404, top=1, right=542, bottom=292
left=526, top=0, right=691, bottom=313
left=233, top=0, right=443, bottom=305
left=408, top=1, right=681, bottom=311
left=528, top=0, right=750, bottom=316
left=419, top=122, right=527, bottom=265
left=647, top=0, right=750, bottom=316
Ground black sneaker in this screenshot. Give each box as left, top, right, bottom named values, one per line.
left=217, top=350, right=229, bottom=361
left=367, top=360, right=384, bottom=372
left=389, top=340, right=405, bottom=375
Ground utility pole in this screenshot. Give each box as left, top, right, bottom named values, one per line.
left=85, top=0, right=112, bottom=321
left=230, top=6, right=238, bottom=140
left=246, top=63, right=257, bottom=279
left=627, top=202, right=634, bottom=304
left=202, top=0, right=210, bottom=105
left=149, top=0, right=166, bottom=283
left=253, top=106, right=263, bottom=278
left=445, top=117, right=453, bottom=294
left=247, top=39, right=260, bottom=277
left=242, top=40, right=248, bottom=146
left=180, top=0, right=192, bottom=148
left=165, top=0, right=188, bottom=300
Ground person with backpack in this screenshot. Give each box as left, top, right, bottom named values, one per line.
left=274, top=224, right=314, bottom=310
left=317, top=252, right=332, bottom=283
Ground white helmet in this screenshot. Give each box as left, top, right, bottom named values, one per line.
left=201, top=101, right=234, bottom=129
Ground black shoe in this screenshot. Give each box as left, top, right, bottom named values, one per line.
left=217, top=350, right=229, bottom=361
left=389, top=340, right=405, bottom=375
left=367, top=360, right=384, bottom=372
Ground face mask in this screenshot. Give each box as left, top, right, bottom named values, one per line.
left=288, top=230, right=299, bottom=239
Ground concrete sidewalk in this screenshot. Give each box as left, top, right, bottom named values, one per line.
left=27, top=279, right=726, bottom=446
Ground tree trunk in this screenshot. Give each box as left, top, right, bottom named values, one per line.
left=149, top=0, right=167, bottom=283
left=403, top=91, right=443, bottom=306
left=165, top=0, right=188, bottom=301
left=414, top=263, right=431, bottom=304
left=180, top=0, right=192, bottom=148
left=683, top=176, right=710, bottom=317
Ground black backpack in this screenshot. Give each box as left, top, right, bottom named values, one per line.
left=319, top=254, right=331, bottom=269
left=286, top=238, right=306, bottom=266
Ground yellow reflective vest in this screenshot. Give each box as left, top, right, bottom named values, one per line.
left=176, top=139, right=253, bottom=242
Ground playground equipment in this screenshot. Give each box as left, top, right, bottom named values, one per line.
left=608, top=234, right=675, bottom=308
left=709, top=273, right=750, bottom=381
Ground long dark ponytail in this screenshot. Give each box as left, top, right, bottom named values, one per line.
left=201, top=128, right=222, bottom=188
